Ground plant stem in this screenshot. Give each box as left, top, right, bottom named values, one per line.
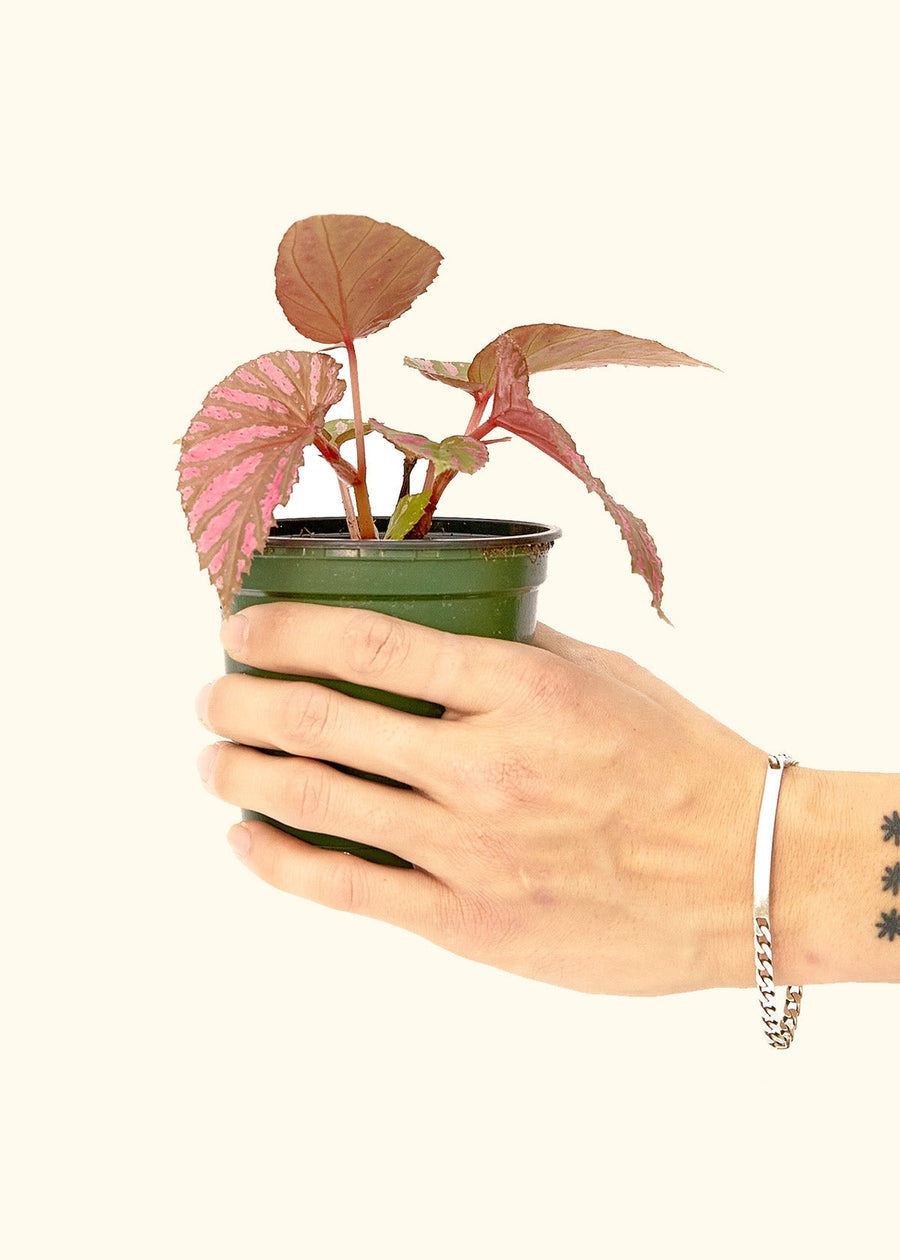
left=406, top=399, right=493, bottom=538
left=471, top=416, right=495, bottom=441
left=407, top=468, right=457, bottom=538
left=396, top=455, right=417, bottom=505
left=345, top=339, right=378, bottom=538
left=423, top=461, right=436, bottom=497
left=465, top=394, right=490, bottom=435
left=339, top=482, right=361, bottom=539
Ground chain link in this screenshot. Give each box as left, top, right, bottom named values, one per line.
left=755, top=914, right=803, bottom=1048
left=753, top=754, right=803, bottom=1049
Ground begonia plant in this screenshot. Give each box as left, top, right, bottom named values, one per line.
left=177, top=214, right=714, bottom=621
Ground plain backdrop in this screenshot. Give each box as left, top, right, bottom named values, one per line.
left=3, top=2, right=898, bottom=1258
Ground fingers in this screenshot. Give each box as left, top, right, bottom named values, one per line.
left=228, top=815, right=451, bottom=940
left=199, top=739, right=453, bottom=874
left=201, top=673, right=450, bottom=795
left=220, top=603, right=540, bottom=715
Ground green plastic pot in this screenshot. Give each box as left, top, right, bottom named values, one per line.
left=225, top=516, right=561, bottom=867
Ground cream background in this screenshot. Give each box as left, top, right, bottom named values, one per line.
left=4, top=2, right=898, bottom=1257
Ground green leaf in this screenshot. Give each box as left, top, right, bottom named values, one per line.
left=403, top=356, right=485, bottom=395
left=385, top=491, right=432, bottom=540
left=470, top=323, right=717, bottom=391
left=323, top=417, right=372, bottom=447
left=275, top=215, right=442, bottom=345
left=368, top=420, right=489, bottom=475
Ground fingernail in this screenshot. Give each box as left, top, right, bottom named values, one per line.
left=197, top=744, right=220, bottom=783
left=220, top=613, right=249, bottom=654
left=195, top=682, right=214, bottom=728
left=228, top=823, right=251, bottom=858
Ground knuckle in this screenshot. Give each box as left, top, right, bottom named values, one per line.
left=206, top=741, right=232, bottom=792
left=511, top=656, right=570, bottom=715
left=286, top=763, right=331, bottom=826
left=282, top=683, right=333, bottom=751
left=597, top=647, right=644, bottom=685
left=346, top=611, right=410, bottom=679
left=316, top=856, right=367, bottom=915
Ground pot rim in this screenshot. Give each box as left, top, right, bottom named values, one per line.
left=265, top=515, right=562, bottom=551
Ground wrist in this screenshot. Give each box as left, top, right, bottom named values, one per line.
left=770, top=766, right=900, bottom=986
left=706, top=760, right=831, bottom=990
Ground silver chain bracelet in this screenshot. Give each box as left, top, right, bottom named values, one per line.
left=753, top=754, right=803, bottom=1048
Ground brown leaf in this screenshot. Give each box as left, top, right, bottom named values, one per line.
left=486, top=336, right=669, bottom=620
left=275, top=214, right=442, bottom=345
left=177, top=350, right=345, bottom=613
left=470, top=323, right=716, bottom=390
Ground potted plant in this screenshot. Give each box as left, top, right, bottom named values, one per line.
left=178, top=213, right=714, bottom=865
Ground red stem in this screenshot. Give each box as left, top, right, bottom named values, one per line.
left=465, top=394, right=490, bottom=435
left=339, top=482, right=361, bottom=539
left=345, top=339, right=378, bottom=539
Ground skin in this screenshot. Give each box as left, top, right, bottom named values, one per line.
left=195, top=604, right=899, bottom=996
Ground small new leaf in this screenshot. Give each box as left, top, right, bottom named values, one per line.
left=403, top=357, right=485, bottom=395
left=323, top=418, right=372, bottom=447
left=385, top=491, right=432, bottom=540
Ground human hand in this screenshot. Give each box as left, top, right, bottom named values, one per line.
left=195, top=605, right=772, bottom=996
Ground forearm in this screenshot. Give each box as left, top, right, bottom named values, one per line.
left=764, top=768, right=900, bottom=986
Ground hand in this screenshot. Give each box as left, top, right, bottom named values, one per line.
left=195, top=604, right=770, bottom=996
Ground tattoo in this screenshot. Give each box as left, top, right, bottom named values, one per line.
left=883, top=864, right=900, bottom=896
left=882, top=810, right=900, bottom=845
left=876, top=908, right=900, bottom=941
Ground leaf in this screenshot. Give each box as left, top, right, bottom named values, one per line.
left=368, top=419, right=489, bottom=475
left=178, top=350, right=346, bottom=613
left=403, top=356, right=485, bottom=395
left=487, top=335, right=669, bottom=621
left=384, top=491, right=432, bottom=540
left=323, top=417, right=372, bottom=447
left=470, top=323, right=717, bottom=391
left=275, top=214, right=442, bottom=345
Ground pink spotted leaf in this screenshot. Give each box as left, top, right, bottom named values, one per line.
left=368, top=419, right=489, bottom=475
left=275, top=215, right=442, bottom=346
left=402, top=356, right=485, bottom=395
left=315, top=418, right=373, bottom=486
left=323, top=417, right=372, bottom=447
left=177, top=349, right=346, bottom=613
left=485, top=336, right=669, bottom=621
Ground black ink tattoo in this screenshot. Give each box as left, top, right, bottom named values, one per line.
left=883, top=864, right=900, bottom=896
left=882, top=811, right=900, bottom=845
left=876, top=908, right=900, bottom=941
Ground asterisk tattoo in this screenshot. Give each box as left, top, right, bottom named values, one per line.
left=876, top=908, right=900, bottom=941
left=882, top=811, right=900, bottom=845
left=883, top=864, right=900, bottom=896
